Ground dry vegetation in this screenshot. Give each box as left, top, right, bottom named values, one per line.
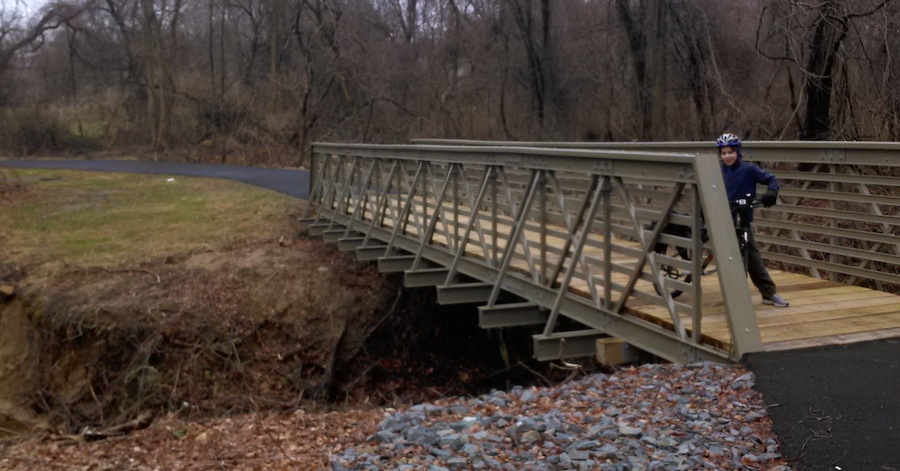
left=4, top=1, right=900, bottom=165
left=0, top=169, right=404, bottom=438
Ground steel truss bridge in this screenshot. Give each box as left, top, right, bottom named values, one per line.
left=300, top=140, right=900, bottom=364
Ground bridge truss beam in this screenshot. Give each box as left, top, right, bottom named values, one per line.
left=303, top=143, right=765, bottom=363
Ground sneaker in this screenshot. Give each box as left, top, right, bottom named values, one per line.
left=763, top=293, right=789, bottom=307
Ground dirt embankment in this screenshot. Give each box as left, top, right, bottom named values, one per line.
left=0, top=168, right=546, bottom=440
left=0, top=236, right=401, bottom=436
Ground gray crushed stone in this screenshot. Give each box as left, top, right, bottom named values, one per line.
left=330, top=362, right=791, bottom=470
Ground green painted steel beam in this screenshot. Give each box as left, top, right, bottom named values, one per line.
left=378, top=255, right=417, bottom=273
left=533, top=330, right=608, bottom=361
left=478, top=302, right=546, bottom=328
left=297, top=218, right=317, bottom=231
left=307, top=223, right=330, bottom=236
left=337, top=236, right=367, bottom=252
left=435, top=282, right=520, bottom=305
left=404, top=267, right=451, bottom=288
left=322, top=229, right=348, bottom=243
left=355, top=245, right=389, bottom=261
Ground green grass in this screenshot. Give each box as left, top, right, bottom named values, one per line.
left=0, top=169, right=302, bottom=267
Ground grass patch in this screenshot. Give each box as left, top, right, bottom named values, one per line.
left=0, top=169, right=302, bottom=267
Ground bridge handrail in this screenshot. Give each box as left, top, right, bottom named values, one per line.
left=411, top=139, right=900, bottom=293
left=410, top=139, right=900, bottom=166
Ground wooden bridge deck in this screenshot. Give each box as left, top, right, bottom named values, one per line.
left=503, top=238, right=900, bottom=354
left=631, top=268, right=900, bottom=353
left=396, top=202, right=900, bottom=356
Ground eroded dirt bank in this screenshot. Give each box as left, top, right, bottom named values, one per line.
left=0, top=237, right=401, bottom=435
left=0, top=235, right=545, bottom=439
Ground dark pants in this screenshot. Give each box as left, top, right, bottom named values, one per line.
left=744, top=227, right=777, bottom=298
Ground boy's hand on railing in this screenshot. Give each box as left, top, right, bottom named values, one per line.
left=761, top=190, right=778, bottom=208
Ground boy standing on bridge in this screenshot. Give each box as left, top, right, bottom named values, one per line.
left=716, top=133, right=789, bottom=307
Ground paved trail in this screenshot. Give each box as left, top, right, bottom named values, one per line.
left=1, top=159, right=309, bottom=198
left=4, top=158, right=899, bottom=471
left=746, top=340, right=899, bottom=471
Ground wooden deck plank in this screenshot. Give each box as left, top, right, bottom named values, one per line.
left=763, top=327, right=900, bottom=351
left=638, top=281, right=896, bottom=320
left=701, top=301, right=900, bottom=337
left=750, top=312, right=900, bottom=342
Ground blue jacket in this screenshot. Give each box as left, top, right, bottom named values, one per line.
left=721, top=155, right=779, bottom=224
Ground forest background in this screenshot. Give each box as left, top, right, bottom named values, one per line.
left=1, top=0, right=897, bottom=167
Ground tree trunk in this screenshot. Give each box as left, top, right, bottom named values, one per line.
left=800, top=1, right=848, bottom=140
left=506, top=0, right=557, bottom=132
left=269, top=0, right=282, bottom=113
left=615, top=0, right=652, bottom=140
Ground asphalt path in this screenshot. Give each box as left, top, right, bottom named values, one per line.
left=0, top=159, right=309, bottom=199
left=745, top=341, right=900, bottom=471
left=3, top=158, right=899, bottom=471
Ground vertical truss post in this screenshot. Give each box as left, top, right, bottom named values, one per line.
left=329, top=157, right=361, bottom=231
left=301, top=151, right=327, bottom=221
left=492, top=171, right=498, bottom=267
left=453, top=164, right=460, bottom=252
left=694, top=154, right=762, bottom=357
left=690, top=186, right=704, bottom=342
left=543, top=176, right=606, bottom=336
left=338, top=157, right=361, bottom=216
left=498, top=167, right=539, bottom=278
left=322, top=155, right=343, bottom=216
left=343, top=159, right=378, bottom=239
left=539, top=171, right=548, bottom=285
left=613, top=180, right=687, bottom=338
left=444, top=166, right=496, bottom=284
left=487, top=170, right=542, bottom=307
left=602, top=177, right=613, bottom=310
left=546, top=172, right=600, bottom=303
left=361, top=161, right=400, bottom=248
left=384, top=161, right=426, bottom=256
left=411, top=164, right=458, bottom=270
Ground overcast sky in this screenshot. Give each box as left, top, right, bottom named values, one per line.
left=17, top=0, right=50, bottom=15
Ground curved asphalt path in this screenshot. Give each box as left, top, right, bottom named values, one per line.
left=3, top=158, right=899, bottom=471
left=1, top=158, right=309, bottom=199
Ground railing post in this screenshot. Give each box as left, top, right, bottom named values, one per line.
left=694, top=154, right=763, bottom=357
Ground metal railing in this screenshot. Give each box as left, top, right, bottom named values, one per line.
left=413, top=139, right=900, bottom=292
left=302, top=143, right=766, bottom=363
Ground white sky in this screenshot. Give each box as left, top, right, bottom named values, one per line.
left=11, top=0, right=51, bottom=15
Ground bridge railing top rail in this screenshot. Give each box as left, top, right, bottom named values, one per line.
left=408, top=139, right=900, bottom=292
left=312, top=142, right=698, bottom=166
left=409, top=139, right=900, bottom=167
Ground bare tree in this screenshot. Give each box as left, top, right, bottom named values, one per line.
left=0, top=2, right=81, bottom=101
left=757, top=0, right=893, bottom=140
left=503, top=0, right=558, bottom=134
left=613, top=0, right=680, bottom=140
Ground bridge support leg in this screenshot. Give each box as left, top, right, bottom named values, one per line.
left=595, top=338, right=640, bottom=366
